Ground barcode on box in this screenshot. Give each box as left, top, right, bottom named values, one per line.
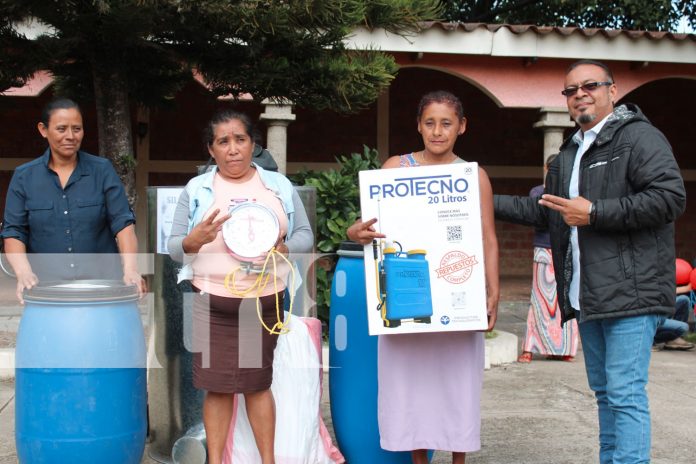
left=451, top=291, right=467, bottom=309
left=446, top=225, right=462, bottom=242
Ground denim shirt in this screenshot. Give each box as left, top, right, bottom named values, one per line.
left=176, top=163, right=298, bottom=283
left=1, top=149, right=135, bottom=280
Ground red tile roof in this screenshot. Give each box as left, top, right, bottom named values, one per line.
left=418, top=22, right=696, bottom=42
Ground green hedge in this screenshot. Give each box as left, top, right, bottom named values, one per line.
left=291, top=146, right=380, bottom=322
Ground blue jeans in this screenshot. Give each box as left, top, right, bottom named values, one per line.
left=578, top=314, right=659, bottom=464
left=654, top=318, right=688, bottom=343
left=654, top=295, right=690, bottom=343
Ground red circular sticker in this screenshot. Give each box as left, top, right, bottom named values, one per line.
left=435, top=250, right=478, bottom=284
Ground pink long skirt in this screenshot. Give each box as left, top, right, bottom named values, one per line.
left=377, top=330, right=484, bottom=452
left=522, top=247, right=578, bottom=356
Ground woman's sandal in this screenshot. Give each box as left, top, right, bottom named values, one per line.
left=546, top=355, right=574, bottom=362
left=517, top=351, right=533, bottom=363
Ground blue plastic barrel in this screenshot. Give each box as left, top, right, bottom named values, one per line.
left=329, top=241, right=412, bottom=463
left=15, top=281, right=147, bottom=464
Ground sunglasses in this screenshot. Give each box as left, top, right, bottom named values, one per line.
left=561, top=81, right=613, bottom=97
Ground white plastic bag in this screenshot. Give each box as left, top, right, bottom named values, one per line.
left=223, top=316, right=344, bottom=464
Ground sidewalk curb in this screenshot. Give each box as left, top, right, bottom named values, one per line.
left=485, top=330, right=518, bottom=369
left=0, top=348, right=14, bottom=379
left=0, top=317, right=20, bottom=332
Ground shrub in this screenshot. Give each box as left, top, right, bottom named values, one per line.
left=291, top=145, right=380, bottom=322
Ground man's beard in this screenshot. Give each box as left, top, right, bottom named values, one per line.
left=577, top=113, right=596, bottom=125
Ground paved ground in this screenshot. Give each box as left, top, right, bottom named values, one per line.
left=1, top=276, right=694, bottom=463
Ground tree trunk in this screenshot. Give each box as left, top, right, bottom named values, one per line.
left=92, top=68, right=136, bottom=207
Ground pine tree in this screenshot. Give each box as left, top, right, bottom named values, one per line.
left=0, top=0, right=442, bottom=204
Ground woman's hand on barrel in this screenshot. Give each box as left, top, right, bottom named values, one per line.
left=123, top=268, right=147, bottom=298
left=15, top=269, right=38, bottom=305
left=183, top=208, right=231, bottom=254
left=346, top=218, right=386, bottom=245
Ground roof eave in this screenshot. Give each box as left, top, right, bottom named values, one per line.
left=345, top=23, right=696, bottom=65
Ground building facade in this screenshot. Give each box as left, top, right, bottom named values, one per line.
left=2, top=23, right=695, bottom=275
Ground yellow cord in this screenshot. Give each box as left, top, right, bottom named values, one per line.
left=223, top=247, right=296, bottom=335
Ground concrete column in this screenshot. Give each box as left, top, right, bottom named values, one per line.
left=259, top=99, right=296, bottom=174
left=532, top=107, right=576, bottom=168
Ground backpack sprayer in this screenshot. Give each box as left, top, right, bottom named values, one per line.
left=372, top=238, right=433, bottom=328
left=371, top=197, right=433, bottom=328
left=220, top=200, right=295, bottom=335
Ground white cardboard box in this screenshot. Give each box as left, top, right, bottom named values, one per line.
left=358, top=162, right=488, bottom=336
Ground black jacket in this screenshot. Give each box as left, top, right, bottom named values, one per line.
left=495, top=104, right=686, bottom=324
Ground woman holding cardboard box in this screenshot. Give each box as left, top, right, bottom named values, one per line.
left=347, top=90, right=499, bottom=464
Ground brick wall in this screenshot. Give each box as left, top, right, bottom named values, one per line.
left=286, top=67, right=544, bottom=164
left=1, top=72, right=694, bottom=277
left=148, top=81, right=263, bottom=162
left=491, top=178, right=538, bottom=276
left=287, top=105, right=377, bottom=162
left=388, top=67, right=543, bottom=165
left=675, top=182, right=696, bottom=263
left=619, top=78, right=695, bottom=170
left=622, top=78, right=696, bottom=263
left=0, top=90, right=101, bottom=219
left=492, top=179, right=696, bottom=276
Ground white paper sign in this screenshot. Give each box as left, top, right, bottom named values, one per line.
left=359, top=162, right=488, bottom=335
left=157, top=187, right=184, bottom=255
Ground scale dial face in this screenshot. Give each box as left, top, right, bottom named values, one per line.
left=222, top=202, right=280, bottom=260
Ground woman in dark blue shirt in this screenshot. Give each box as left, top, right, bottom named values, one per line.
left=1, top=98, right=145, bottom=302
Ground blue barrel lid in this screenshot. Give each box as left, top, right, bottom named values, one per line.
left=337, top=240, right=364, bottom=257
left=23, top=280, right=139, bottom=303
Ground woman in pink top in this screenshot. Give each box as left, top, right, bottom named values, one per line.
left=168, top=110, right=313, bottom=464
left=347, top=91, right=499, bottom=464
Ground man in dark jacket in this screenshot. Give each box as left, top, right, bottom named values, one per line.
left=495, top=60, right=686, bottom=464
